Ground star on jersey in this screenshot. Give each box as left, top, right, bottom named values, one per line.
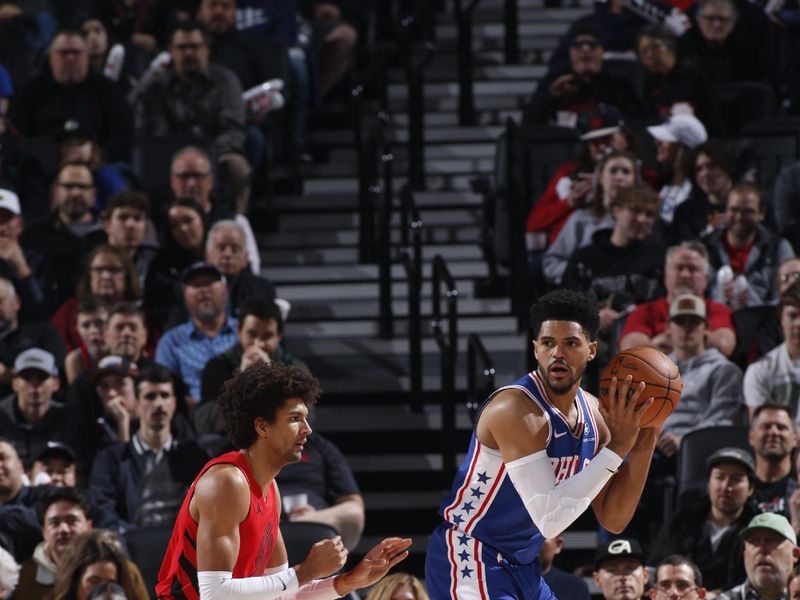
left=461, top=566, right=473, bottom=579
left=452, top=514, right=464, bottom=526
left=458, top=533, right=470, bottom=546
left=459, top=550, right=470, bottom=562
left=476, top=471, right=491, bottom=484
left=462, top=502, right=475, bottom=514
left=471, top=487, right=485, bottom=499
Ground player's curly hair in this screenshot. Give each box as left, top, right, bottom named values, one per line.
left=529, top=289, right=599, bottom=341
left=217, top=363, right=321, bottom=449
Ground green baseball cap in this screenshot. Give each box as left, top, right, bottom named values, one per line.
left=740, top=512, right=797, bottom=545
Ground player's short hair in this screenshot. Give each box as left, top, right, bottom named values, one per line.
left=217, top=363, right=320, bottom=449
left=655, top=554, right=703, bottom=587
left=529, top=289, right=599, bottom=341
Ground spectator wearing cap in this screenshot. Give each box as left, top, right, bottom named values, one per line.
left=89, top=364, right=208, bottom=534
left=57, top=120, right=127, bottom=211
left=562, top=184, right=665, bottom=337
left=92, top=354, right=140, bottom=447
left=543, top=149, right=639, bottom=287
left=647, top=112, right=708, bottom=223
left=99, top=192, right=158, bottom=286
left=14, top=487, right=92, bottom=600
left=749, top=404, right=798, bottom=518
left=718, top=513, right=800, bottom=599
left=539, top=534, right=590, bottom=600
left=636, top=24, right=722, bottom=135
left=648, top=447, right=759, bottom=593
left=168, top=146, right=260, bottom=273
left=0, top=349, right=77, bottom=467
left=525, top=105, right=630, bottom=253
left=744, top=281, right=800, bottom=422
left=155, top=263, right=238, bottom=407
left=0, top=186, right=51, bottom=322
left=704, top=182, right=794, bottom=310
left=205, top=219, right=275, bottom=315
left=0, top=274, right=67, bottom=398
left=620, top=241, right=736, bottom=357
left=19, top=162, right=105, bottom=311
left=522, top=21, right=643, bottom=127
left=593, top=538, right=649, bottom=600
left=654, top=293, right=742, bottom=460
left=648, top=555, right=706, bottom=600
left=133, top=21, right=252, bottom=216
left=6, top=29, right=132, bottom=163
left=27, top=442, right=76, bottom=488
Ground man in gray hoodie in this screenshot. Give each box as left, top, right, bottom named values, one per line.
left=656, top=293, right=743, bottom=459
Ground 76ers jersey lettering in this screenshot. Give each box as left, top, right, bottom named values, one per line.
left=437, top=371, right=599, bottom=565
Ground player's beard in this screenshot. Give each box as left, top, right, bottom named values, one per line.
left=538, top=362, right=585, bottom=396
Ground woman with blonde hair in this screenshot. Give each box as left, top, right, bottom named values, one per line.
left=365, top=573, right=429, bottom=600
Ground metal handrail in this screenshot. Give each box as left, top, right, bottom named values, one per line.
left=399, top=184, right=423, bottom=412
left=505, top=118, right=531, bottom=333
left=357, top=113, right=390, bottom=264
left=378, top=129, right=394, bottom=338
left=504, top=0, right=519, bottom=64
left=466, top=334, right=495, bottom=424
left=406, top=41, right=437, bottom=190
left=455, top=0, right=482, bottom=126
left=431, top=254, right=458, bottom=484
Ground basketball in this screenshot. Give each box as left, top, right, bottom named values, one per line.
left=599, top=347, right=683, bottom=428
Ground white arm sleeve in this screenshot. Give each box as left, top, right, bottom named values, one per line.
left=198, top=569, right=340, bottom=600
left=505, top=447, right=623, bottom=539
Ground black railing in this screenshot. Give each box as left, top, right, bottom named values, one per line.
left=378, top=137, right=395, bottom=339
left=455, top=0, right=481, bottom=126
left=432, top=254, right=458, bottom=485
left=357, top=113, right=390, bottom=264
left=466, top=334, right=495, bottom=424
left=399, top=184, right=423, bottom=412
left=405, top=40, right=437, bottom=190
left=504, top=118, right=530, bottom=332
left=504, top=0, right=520, bottom=64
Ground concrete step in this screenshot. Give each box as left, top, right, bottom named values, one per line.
left=328, top=143, right=497, bottom=163
left=309, top=125, right=504, bottom=146
left=285, top=314, right=516, bottom=339
left=277, top=208, right=482, bottom=233
left=388, top=109, right=523, bottom=128
left=289, top=296, right=509, bottom=320
left=388, top=63, right=546, bottom=83
left=275, top=277, right=478, bottom=301
left=271, top=190, right=483, bottom=212
left=388, top=79, right=534, bottom=100
left=262, top=243, right=484, bottom=267
left=301, top=174, right=481, bottom=194
left=256, top=227, right=481, bottom=249
left=264, top=259, right=488, bottom=284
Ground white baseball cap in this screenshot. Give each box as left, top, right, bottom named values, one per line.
left=0, top=188, right=20, bottom=216
left=647, top=113, right=708, bottom=149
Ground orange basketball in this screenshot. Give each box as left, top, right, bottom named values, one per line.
left=599, top=347, right=682, bottom=429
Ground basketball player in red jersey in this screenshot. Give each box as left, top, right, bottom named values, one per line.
left=156, top=363, right=411, bottom=599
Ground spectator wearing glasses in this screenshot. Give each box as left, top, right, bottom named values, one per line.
left=648, top=555, right=706, bottom=600
left=522, top=21, right=643, bottom=127
left=50, top=245, right=141, bottom=352
left=744, top=280, right=800, bottom=421
left=20, top=162, right=105, bottom=311
left=133, top=21, right=252, bottom=216
left=6, top=29, right=133, bottom=163
left=168, top=146, right=260, bottom=274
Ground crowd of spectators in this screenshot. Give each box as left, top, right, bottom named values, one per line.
left=0, top=1, right=372, bottom=598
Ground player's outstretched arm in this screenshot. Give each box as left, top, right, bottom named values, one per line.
left=591, top=377, right=659, bottom=533
left=332, top=537, right=413, bottom=596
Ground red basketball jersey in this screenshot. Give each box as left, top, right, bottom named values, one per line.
left=156, top=451, right=280, bottom=599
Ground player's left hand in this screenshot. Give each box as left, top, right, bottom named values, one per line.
left=334, top=537, right=412, bottom=593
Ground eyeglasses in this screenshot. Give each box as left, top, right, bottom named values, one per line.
left=172, top=171, right=210, bottom=181
left=58, top=182, right=94, bottom=191
left=654, top=580, right=698, bottom=597
left=91, top=266, right=123, bottom=276
left=53, top=48, right=86, bottom=57
left=699, top=13, right=733, bottom=23
left=780, top=272, right=800, bottom=284
left=571, top=39, right=600, bottom=50
left=172, top=42, right=206, bottom=52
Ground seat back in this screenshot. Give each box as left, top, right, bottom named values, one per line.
left=123, top=524, right=174, bottom=599
left=740, top=117, right=800, bottom=189
left=675, top=425, right=751, bottom=510
left=731, top=305, right=778, bottom=369
left=715, top=81, right=775, bottom=134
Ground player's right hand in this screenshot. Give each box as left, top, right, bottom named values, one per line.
left=600, top=375, right=653, bottom=458
left=296, top=536, right=348, bottom=583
